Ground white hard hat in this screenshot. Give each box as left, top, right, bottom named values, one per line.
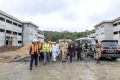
left=33, top=39, right=37, bottom=42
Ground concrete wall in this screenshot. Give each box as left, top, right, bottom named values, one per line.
left=94, top=23, right=113, bottom=43
left=104, top=23, right=113, bottom=40
left=0, top=14, right=22, bottom=46
left=95, top=24, right=105, bottom=42
left=0, top=32, right=5, bottom=46
left=23, top=23, right=38, bottom=45
left=23, top=24, right=30, bottom=45
left=0, top=20, right=5, bottom=46
left=29, top=25, right=38, bottom=43
left=113, top=19, right=120, bottom=45
left=0, top=12, right=44, bottom=46
left=38, top=33, right=44, bottom=42
left=89, top=17, right=120, bottom=45
left=88, top=33, right=95, bottom=38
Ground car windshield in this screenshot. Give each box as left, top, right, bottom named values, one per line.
left=81, top=39, right=91, bottom=44
left=101, top=42, right=118, bottom=46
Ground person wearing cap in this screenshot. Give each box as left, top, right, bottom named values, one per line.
left=60, top=39, right=68, bottom=62
left=52, top=42, right=59, bottom=62
left=95, top=40, right=101, bottom=64
left=29, top=39, right=39, bottom=70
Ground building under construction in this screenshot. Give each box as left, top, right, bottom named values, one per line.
left=0, top=10, right=44, bottom=46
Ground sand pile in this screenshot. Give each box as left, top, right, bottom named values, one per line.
left=0, top=45, right=21, bottom=53
left=16, top=45, right=30, bottom=52
left=0, top=45, right=30, bottom=63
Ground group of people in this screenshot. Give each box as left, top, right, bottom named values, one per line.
left=29, top=39, right=59, bottom=70
left=29, top=39, right=101, bottom=70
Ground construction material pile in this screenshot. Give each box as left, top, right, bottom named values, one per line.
left=0, top=45, right=30, bottom=63
left=16, top=45, right=30, bottom=52
left=0, top=45, right=21, bottom=53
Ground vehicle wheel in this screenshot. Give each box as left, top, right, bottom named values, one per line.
left=111, top=57, right=117, bottom=60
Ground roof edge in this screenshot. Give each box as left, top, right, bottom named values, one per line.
left=23, top=21, right=39, bottom=28
left=0, top=10, right=23, bottom=23
left=112, top=17, right=120, bottom=22
left=94, top=20, right=112, bottom=27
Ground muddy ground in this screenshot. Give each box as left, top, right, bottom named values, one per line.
left=0, top=57, right=120, bottom=80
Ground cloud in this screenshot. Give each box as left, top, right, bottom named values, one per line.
left=0, top=0, right=120, bottom=32
left=16, top=0, right=67, bottom=15
left=102, top=0, right=120, bottom=19
left=61, top=12, right=78, bottom=21
left=0, top=0, right=80, bottom=16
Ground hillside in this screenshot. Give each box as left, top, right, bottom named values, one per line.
left=43, top=31, right=87, bottom=42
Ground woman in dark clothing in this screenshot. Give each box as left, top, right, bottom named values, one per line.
left=76, top=44, right=82, bottom=61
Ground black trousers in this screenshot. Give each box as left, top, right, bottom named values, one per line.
left=39, top=52, right=44, bottom=62
left=30, top=53, right=38, bottom=68
left=69, top=52, right=74, bottom=63
left=77, top=51, right=82, bottom=61
left=46, top=53, right=50, bottom=62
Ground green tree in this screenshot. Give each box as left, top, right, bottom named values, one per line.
left=43, top=31, right=87, bottom=42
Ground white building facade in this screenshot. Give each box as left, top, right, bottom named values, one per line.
left=0, top=10, right=22, bottom=46
left=94, top=21, right=113, bottom=42
left=23, top=22, right=39, bottom=45
left=113, top=17, right=120, bottom=44
left=88, top=17, right=120, bottom=45
left=37, top=30, right=44, bottom=43
left=0, top=10, right=44, bottom=46
left=87, top=29, right=96, bottom=39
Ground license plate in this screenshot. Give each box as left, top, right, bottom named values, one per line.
left=107, top=50, right=116, bottom=53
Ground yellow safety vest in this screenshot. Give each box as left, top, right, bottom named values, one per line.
left=39, top=43, right=42, bottom=52
left=44, top=43, right=50, bottom=53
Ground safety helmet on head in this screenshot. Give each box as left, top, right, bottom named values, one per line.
left=33, top=39, right=38, bottom=42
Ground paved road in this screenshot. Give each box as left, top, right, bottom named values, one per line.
left=0, top=57, right=120, bottom=80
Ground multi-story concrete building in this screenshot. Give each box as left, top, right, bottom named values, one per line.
left=0, top=10, right=23, bottom=46
left=23, top=22, right=39, bottom=45
left=87, top=29, right=96, bottom=39
left=0, top=10, right=44, bottom=46
left=88, top=17, right=120, bottom=45
left=37, top=30, right=44, bottom=43
left=94, top=21, right=113, bottom=42
left=113, top=17, right=120, bottom=44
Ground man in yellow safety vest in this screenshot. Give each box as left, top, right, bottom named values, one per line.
left=38, top=41, right=44, bottom=63
left=43, top=41, right=51, bottom=64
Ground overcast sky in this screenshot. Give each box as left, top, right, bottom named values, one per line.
left=0, top=0, right=120, bottom=32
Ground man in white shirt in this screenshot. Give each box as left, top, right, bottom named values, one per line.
left=52, top=42, right=59, bottom=62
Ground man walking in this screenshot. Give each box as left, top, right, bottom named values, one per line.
left=43, top=41, right=51, bottom=64
left=68, top=42, right=75, bottom=63
left=29, top=39, right=39, bottom=70
left=76, top=44, right=82, bottom=61
left=83, top=43, right=89, bottom=58
left=39, top=42, right=44, bottom=63
left=60, top=39, right=68, bottom=62
left=95, top=40, right=101, bottom=64
left=52, top=42, right=59, bottom=62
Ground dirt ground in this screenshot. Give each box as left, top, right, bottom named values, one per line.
left=0, top=45, right=30, bottom=62
left=0, top=57, right=120, bottom=80
left=0, top=45, right=21, bottom=53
